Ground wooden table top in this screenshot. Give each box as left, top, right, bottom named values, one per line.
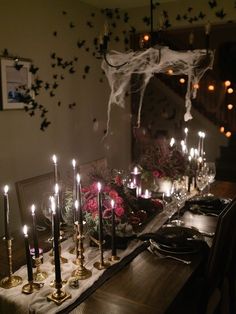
left=1, top=181, right=235, bottom=314
left=68, top=180, right=236, bottom=314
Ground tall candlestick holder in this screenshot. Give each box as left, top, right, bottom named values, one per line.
left=72, top=223, right=92, bottom=279
left=51, top=243, right=68, bottom=264
left=33, top=256, right=48, bottom=282
left=47, top=280, right=71, bottom=305
left=0, top=238, right=22, bottom=289
left=22, top=280, right=44, bottom=294
left=68, top=224, right=77, bottom=255
left=93, top=237, right=110, bottom=270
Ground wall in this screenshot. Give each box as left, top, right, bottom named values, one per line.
left=0, top=0, right=131, bottom=236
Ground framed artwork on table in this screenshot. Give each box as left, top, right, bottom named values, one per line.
left=0, top=58, right=32, bottom=110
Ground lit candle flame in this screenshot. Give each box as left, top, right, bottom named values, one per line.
left=31, top=204, right=36, bottom=215
left=23, top=225, right=28, bottom=236
left=111, top=199, right=115, bottom=208
left=190, top=148, right=195, bottom=158
left=52, top=154, right=57, bottom=164
left=4, top=185, right=9, bottom=194
left=50, top=196, right=56, bottom=214
left=76, top=173, right=81, bottom=184
left=170, top=138, right=175, bottom=147
left=75, top=200, right=79, bottom=210
left=54, top=183, right=59, bottom=195
left=72, top=159, right=76, bottom=168
left=184, top=127, right=188, bottom=134
left=97, top=182, right=101, bottom=192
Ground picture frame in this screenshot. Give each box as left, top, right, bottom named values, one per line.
left=0, top=58, right=32, bottom=110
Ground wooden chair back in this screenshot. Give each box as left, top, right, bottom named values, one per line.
left=15, top=172, right=54, bottom=229
left=206, top=198, right=236, bottom=312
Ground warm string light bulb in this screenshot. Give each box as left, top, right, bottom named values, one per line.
left=227, top=104, right=233, bottom=110
left=225, top=131, right=231, bottom=138
left=220, top=126, right=225, bottom=133
left=224, top=80, right=231, bottom=87
left=208, top=84, right=215, bottom=91
left=179, top=78, right=185, bottom=84
left=227, top=87, right=234, bottom=94
left=143, top=34, right=150, bottom=41
left=193, top=83, right=199, bottom=89
left=167, top=69, right=173, bottom=75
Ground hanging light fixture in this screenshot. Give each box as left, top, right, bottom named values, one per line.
left=100, top=0, right=214, bottom=135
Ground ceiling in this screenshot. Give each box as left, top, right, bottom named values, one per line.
left=81, top=0, right=177, bottom=9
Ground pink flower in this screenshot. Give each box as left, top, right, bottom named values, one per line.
left=85, top=198, right=98, bottom=213
left=114, top=175, right=123, bottom=186
left=109, top=190, right=118, bottom=199
left=153, top=170, right=163, bottom=178
left=115, top=206, right=124, bottom=217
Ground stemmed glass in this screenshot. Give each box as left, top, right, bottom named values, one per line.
left=196, top=169, right=208, bottom=196
left=205, top=162, right=216, bottom=195
left=170, top=180, right=186, bottom=226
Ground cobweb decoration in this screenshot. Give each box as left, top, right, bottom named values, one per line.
left=101, top=46, right=214, bottom=134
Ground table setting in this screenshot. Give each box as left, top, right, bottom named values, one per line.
left=0, top=129, right=233, bottom=313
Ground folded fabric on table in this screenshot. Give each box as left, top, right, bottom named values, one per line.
left=185, top=195, right=231, bottom=214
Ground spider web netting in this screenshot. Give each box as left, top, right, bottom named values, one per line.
left=101, top=46, right=214, bottom=133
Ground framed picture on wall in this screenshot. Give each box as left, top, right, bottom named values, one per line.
left=0, top=58, right=32, bottom=110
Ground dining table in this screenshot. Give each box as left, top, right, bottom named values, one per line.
left=0, top=180, right=235, bottom=314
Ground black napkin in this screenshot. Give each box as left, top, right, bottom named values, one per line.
left=185, top=196, right=230, bottom=214
left=139, top=226, right=209, bottom=254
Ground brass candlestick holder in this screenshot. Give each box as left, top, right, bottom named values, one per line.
left=109, top=254, right=120, bottom=262
left=51, top=243, right=68, bottom=264
left=72, top=223, right=92, bottom=279
left=47, top=280, right=71, bottom=305
left=68, top=225, right=77, bottom=255
left=33, top=256, right=48, bottom=282
left=22, top=280, right=44, bottom=294
left=92, top=236, right=110, bottom=270
left=0, top=238, right=23, bottom=289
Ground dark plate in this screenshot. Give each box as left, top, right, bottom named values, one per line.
left=154, top=225, right=202, bottom=253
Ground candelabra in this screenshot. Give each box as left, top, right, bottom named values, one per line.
left=72, top=223, right=92, bottom=279
left=0, top=238, right=22, bottom=289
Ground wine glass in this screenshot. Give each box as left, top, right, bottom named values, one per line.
left=205, top=162, right=216, bottom=195
left=196, top=170, right=208, bottom=196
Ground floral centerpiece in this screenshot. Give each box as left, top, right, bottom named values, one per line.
left=82, top=181, right=134, bottom=238
left=138, top=139, right=188, bottom=191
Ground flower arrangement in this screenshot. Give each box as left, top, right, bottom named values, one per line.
left=82, top=182, right=133, bottom=237
left=138, top=140, right=188, bottom=183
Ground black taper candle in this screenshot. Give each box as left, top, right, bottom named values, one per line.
left=31, top=205, right=39, bottom=258
left=111, top=200, right=116, bottom=256
left=23, top=225, right=33, bottom=282
left=52, top=195, right=62, bottom=284
left=97, top=183, right=103, bottom=246
left=3, top=186, right=10, bottom=240
left=72, top=159, right=77, bottom=223
left=77, top=175, right=83, bottom=228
